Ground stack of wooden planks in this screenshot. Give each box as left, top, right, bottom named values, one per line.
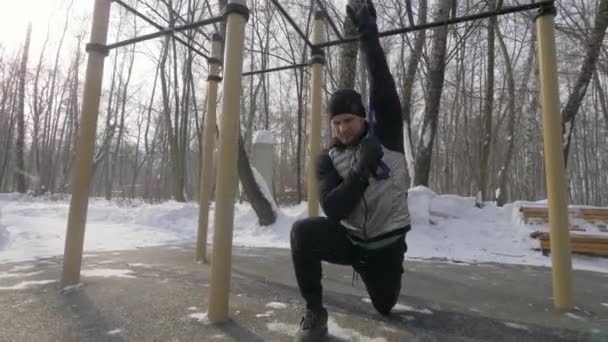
left=522, top=206, right=608, bottom=257
left=520, top=206, right=608, bottom=224
left=530, top=231, right=608, bottom=257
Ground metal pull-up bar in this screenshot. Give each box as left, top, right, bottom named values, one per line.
left=243, top=62, right=308, bottom=76
left=269, top=0, right=313, bottom=47
left=237, top=0, right=556, bottom=78
left=315, top=0, right=555, bottom=49
left=113, top=0, right=210, bottom=59
left=106, top=15, right=223, bottom=50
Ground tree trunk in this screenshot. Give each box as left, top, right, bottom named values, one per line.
left=159, top=33, right=185, bottom=202
left=495, top=18, right=518, bottom=207
left=562, top=0, right=608, bottom=166
left=478, top=0, right=497, bottom=201
left=237, top=133, right=276, bottom=225
left=1, top=64, right=17, bottom=190
left=112, top=45, right=135, bottom=199
left=594, top=71, right=608, bottom=130
left=400, top=0, right=427, bottom=186
left=339, top=0, right=365, bottom=89
left=15, top=23, right=32, bottom=193
left=40, top=8, right=70, bottom=193
left=279, top=6, right=313, bottom=203
left=102, top=39, right=121, bottom=200
left=414, top=1, right=452, bottom=186
left=31, top=31, right=49, bottom=194
left=59, top=33, right=84, bottom=193
left=0, top=88, right=17, bottom=191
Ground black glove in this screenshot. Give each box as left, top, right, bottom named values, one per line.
left=346, top=0, right=379, bottom=39
left=356, top=134, right=383, bottom=178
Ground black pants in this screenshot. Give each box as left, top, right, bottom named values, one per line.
left=290, top=217, right=407, bottom=315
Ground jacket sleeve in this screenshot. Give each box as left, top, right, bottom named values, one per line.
left=316, top=151, right=369, bottom=221
left=362, top=36, right=404, bottom=153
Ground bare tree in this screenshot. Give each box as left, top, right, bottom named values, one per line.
left=495, top=12, right=519, bottom=206
left=414, top=1, right=452, bottom=186
left=39, top=2, right=71, bottom=193
left=0, top=59, right=19, bottom=190
left=15, top=23, right=32, bottom=193
left=399, top=0, right=427, bottom=186
left=562, top=0, right=608, bottom=166
left=478, top=0, right=497, bottom=201
left=339, top=0, right=365, bottom=89
left=30, top=28, right=51, bottom=194
left=237, top=134, right=276, bottom=225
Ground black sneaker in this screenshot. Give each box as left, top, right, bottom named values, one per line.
left=295, top=307, right=328, bottom=342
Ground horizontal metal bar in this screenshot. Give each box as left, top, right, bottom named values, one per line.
left=113, top=0, right=210, bottom=59
left=270, top=0, right=313, bottom=47
left=157, top=0, right=212, bottom=41
left=106, top=15, right=223, bottom=50
left=315, top=0, right=554, bottom=49
left=243, top=63, right=308, bottom=76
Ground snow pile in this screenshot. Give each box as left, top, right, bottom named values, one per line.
left=1, top=190, right=607, bottom=273
left=80, top=268, right=136, bottom=278
left=0, top=196, right=199, bottom=262
left=406, top=188, right=607, bottom=272
left=231, top=201, right=306, bottom=248
left=0, top=193, right=306, bottom=262
left=406, top=187, right=536, bottom=263
left=252, top=130, right=275, bottom=145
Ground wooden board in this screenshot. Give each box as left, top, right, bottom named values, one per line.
left=520, top=206, right=608, bottom=223
left=531, top=231, right=608, bottom=257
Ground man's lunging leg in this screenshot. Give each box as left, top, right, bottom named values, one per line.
left=290, top=217, right=355, bottom=341
left=358, top=238, right=407, bottom=316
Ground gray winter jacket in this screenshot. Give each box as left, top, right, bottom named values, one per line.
left=327, top=143, right=409, bottom=248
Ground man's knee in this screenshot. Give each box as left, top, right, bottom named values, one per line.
left=369, top=279, right=401, bottom=316
left=372, top=296, right=398, bottom=316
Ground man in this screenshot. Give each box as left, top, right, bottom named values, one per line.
left=290, top=1, right=410, bottom=341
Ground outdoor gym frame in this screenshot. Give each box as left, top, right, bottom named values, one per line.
left=61, top=0, right=573, bottom=324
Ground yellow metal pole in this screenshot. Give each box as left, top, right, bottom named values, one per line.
left=307, top=12, right=325, bottom=217
left=196, top=34, right=223, bottom=263
left=61, top=0, right=112, bottom=288
left=207, top=0, right=248, bottom=322
left=535, top=4, right=574, bottom=310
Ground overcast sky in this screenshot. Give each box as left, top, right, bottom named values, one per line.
left=0, top=0, right=92, bottom=54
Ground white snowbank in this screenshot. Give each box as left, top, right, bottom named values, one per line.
left=0, top=189, right=607, bottom=273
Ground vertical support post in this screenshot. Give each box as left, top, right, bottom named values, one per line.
left=196, top=34, right=224, bottom=263
left=61, top=0, right=112, bottom=288
left=535, top=4, right=574, bottom=310
left=307, top=12, right=325, bottom=217
left=207, top=0, right=249, bottom=322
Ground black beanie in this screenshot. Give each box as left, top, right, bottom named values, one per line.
left=328, top=89, right=366, bottom=119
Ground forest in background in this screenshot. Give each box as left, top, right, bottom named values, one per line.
left=1, top=0, right=607, bottom=212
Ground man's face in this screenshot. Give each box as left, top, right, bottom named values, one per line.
left=330, top=113, right=365, bottom=145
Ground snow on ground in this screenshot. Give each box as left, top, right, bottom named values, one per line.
left=0, top=188, right=606, bottom=273
left=266, top=317, right=387, bottom=342
left=0, top=279, right=57, bottom=290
